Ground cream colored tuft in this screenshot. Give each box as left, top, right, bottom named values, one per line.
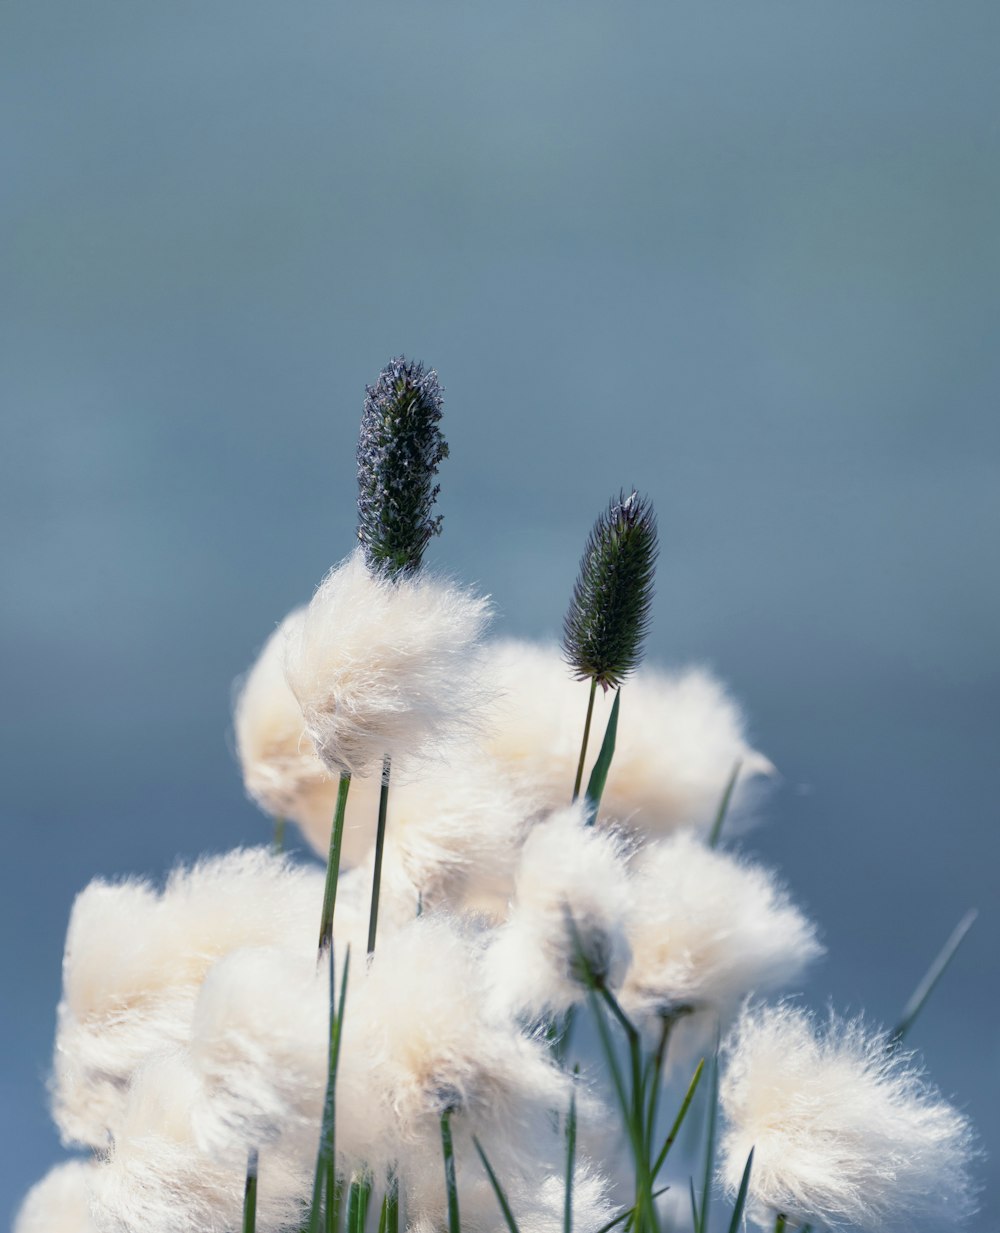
left=719, top=1003, right=978, bottom=1231
left=52, top=849, right=324, bottom=1149
left=90, top=1051, right=309, bottom=1233
left=620, top=834, right=821, bottom=1027
left=483, top=640, right=773, bottom=838
left=14, top=1160, right=98, bottom=1233
left=234, top=607, right=340, bottom=836
left=283, top=551, right=492, bottom=778
left=488, top=805, right=633, bottom=1017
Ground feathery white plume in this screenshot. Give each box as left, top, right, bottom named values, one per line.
left=52, top=849, right=323, bottom=1149
left=719, top=1003, right=978, bottom=1231
left=234, top=608, right=340, bottom=837
left=187, top=946, right=331, bottom=1159
left=283, top=550, right=491, bottom=778
left=340, top=915, right=571, bottom=1186
left=620, top=834, right=821, bottom=1026
left=488, top=805, right=633, bottom=1017
left=484, top=640, right=773, bottom=837
left=14, top=1161, right=98, bottom=1233
left=90, top=1051, right=308, bottom=1233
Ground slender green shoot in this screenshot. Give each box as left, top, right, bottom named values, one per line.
left=307, top=946, right=351, bottom=1233
left=726, top=1148, right=754, bottom=1233
left=441, top=1110, right=461, bottom=1233
left=243, top=1148, right=259, bottom=1233
left=565, top=1069, right=579, bottom=1233
left=584, top=688, right=621, bottom=822
left=385, top=1173, right=399, bottom=1233
left=318, top=775, right=352, bottom=955
left=593, top=1189, right=670, bottom=1233
left=774, top=1216, right=787, bottom=1233
left=473, top=1136, right=521, bottom=1233
left=644, top=1010, right=688, bottom=1150
left=272, top=816, right=287, bottom=854
left=688, top=1178, right=700, bottom=1230
left=890, top=908, right=977, bottom=1047
left=367, top=755, right=392, bottom=954
left=652, top=1058, right=705, bottom=1180
left=346, top=1173, right=371, bottom=1233
left=572, top=678, right=599, bottom=800
left=707, top=761, right=741, bottom=849
left=695, top=1053, right=719, bottom=1233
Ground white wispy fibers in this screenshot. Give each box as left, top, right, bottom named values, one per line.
left=620, top=834, right=821, bottom=1029
left=234, top=607, right=340, bottom=836
left=90, top=1051, right=309, bottom=1233
left=52, top=849, right=324, bottom=1149
left=339, top=915, right=572, bottom=1187
left=483, top=639, right=773, bottom=837
left=718, top=1003, right=978, bottom=1231
left=488, top=805, right=633, bottom=1017
left=374, top=750, right=542, bottom=919
left=187, top=946, right=331, bottom=1159
left=14, top=1160, right=98, bottom=1233
left=283, top=549, right=492, bottom=778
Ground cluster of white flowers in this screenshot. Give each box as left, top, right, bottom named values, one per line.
left=19, top=527, right=979, bottom=1233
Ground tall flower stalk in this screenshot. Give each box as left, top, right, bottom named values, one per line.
left=563, top=491, right=658, bottom=802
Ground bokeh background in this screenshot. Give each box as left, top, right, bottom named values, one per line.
left=2, top=1, right=998, bottom=1227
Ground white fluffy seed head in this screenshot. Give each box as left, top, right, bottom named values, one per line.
left=234, top=608, right=340, bottom=834
left=620, top=834, right=821, bottom=1026
left=488, top=805, right=633, bottom=1017
left=283, top=551, right=492, bottom=778
left=187, top=946, right=331, bottom=1158
left=90, top=1051, right=309, bottom=1233
left=340, top=916, right=571, bottom=1184
left=719, top=1003, right=979, bottom=1231
left=483, top=640, right=773, bottom=838
left=52, top=849, right=324, bottom=1149
left=14, top=1161, right=98, bottom=1233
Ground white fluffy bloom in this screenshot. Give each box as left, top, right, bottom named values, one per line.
left=52, top=849, right=323, bottom=1149
left=14, top=1161, right=98, bottom=1233
left=488, top=805, right=633, bottom=1017
left=719, top=1003, right=978, bottom=1231
left=234, top=608, right=341, bottom=837
left=187, top=946, right=331, bottom=1159
left=620, top=834, right=821, bottom=1026
left=483, top=640, right=773, bottom=838
left=339, top=916, right=571, bottom=1187
left=90, top=1052, right=308, bottom=1233
left=283, top=551, right=492, bottom=778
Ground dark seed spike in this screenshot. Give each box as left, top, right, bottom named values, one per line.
left=356, top=356, right=449, bottom=577
left=562, top=490, right=658, bottom=690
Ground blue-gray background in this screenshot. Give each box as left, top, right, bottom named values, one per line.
left=2, top=1, right=998, bottom=1227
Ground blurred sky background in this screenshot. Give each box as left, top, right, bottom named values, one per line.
left=2, top=0, right=999, bottom=1227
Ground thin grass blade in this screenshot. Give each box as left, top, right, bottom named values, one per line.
left=652, top=1058, right=705, bottom=1179
left=584, top=689, right=621, bottom=821
left=565, top=1072, right=578, bottom=1233
left=593, top=1189, right=670, bottom=1233
left=708, top=761, right=741, bottom=849
left=890, top=908, right=977, bottom=1046
left=695, top=1053, right=719, bottom=1233
left=473, top=1136, right=521, bottom=1233
left=726, top=1148, right=754, bottom=1233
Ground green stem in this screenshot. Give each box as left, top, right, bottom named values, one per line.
left=318, top=775, right=351, bottom=955
left=243, top=1149, right=258, bottom=1233
left=347, top=1174, right=371, bottom=1233
left=565, top=1072, right=578, bottom=1233
left=707, top=761, right=741, bottom=849
left=367, top=756, right=392, bottom=955
left=774, top=1216, right=787, bottom=1233
left=441, top=1111, right=461, bottom=1233
left=644, top=1013, right=675, bottom=1151
left=272, top=816, right=287, bottom=854
left=652, top=1058, right=705, bottom=1179
left=572, top=678, right=599, bottom=801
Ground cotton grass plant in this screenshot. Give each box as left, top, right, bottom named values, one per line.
left=18, top=357, right=980, bottom=1233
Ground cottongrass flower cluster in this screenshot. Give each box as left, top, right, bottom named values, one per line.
left=719, top=1004, right=978, bottom=1232
left=18, top=356, right=979, bottom=1233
